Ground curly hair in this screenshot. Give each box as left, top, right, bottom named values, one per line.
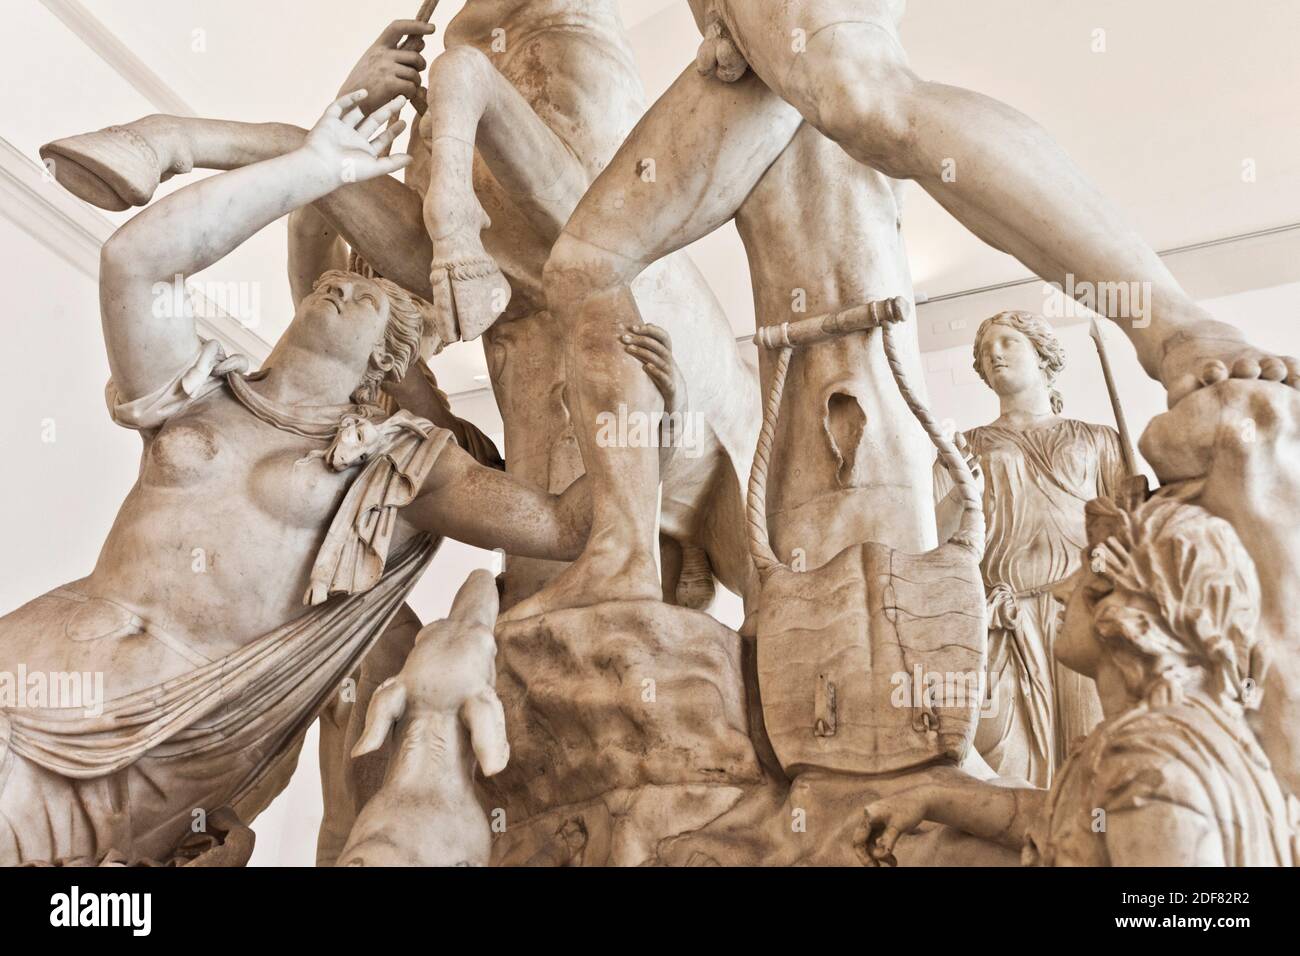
left=313, top=268, right=431, bottom=407
left=972, top=310, right=1066, bottom=414
left=1083, top=490, right=1264, bottom=711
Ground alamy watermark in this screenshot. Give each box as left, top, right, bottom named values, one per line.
left=595, top=404, right=705, bottom=459
left=889, top=665, right=998, bottom=718
left=1043, top=273, right=1152, bottom=328
left=153, top=273, right=262, bottom=329
left=0, top=665, right=105, bottom=717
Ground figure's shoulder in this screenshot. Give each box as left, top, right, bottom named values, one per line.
left=1089, top=705, right=1223, bottom=814
left=1062, top=418, right=1121, bottom=445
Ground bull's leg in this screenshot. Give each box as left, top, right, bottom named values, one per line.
left=420, top=45, right=591, bottom=342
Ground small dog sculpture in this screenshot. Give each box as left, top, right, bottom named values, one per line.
left=337, top=569, right=508, bottom=866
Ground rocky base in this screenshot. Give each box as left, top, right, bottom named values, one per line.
left=484, top=600, right=1015, bottom=866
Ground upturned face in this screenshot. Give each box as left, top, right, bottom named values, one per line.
left=978, top=325, right=1045, bottom=398
left=293, top=273, right=391, bottom=365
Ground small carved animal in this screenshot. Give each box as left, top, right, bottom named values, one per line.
left=337, top=569, right=508, bottom=866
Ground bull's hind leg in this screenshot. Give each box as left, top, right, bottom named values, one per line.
left=421, top=45, right=590, bottom=343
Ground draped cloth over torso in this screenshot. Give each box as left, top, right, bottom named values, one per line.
left=1024, top=695, right=1299, bottom=866
left=935, top=419, right=1126, bottom=786
left=0, top=340, right=454, bottom=864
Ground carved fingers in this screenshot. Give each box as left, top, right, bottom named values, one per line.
left=307, top=92, right=413, bottom=182
left=853, top=791, right=930, bottom=867
left=379, top=19, right=436, bottom=50
left=621, top=324, right=686, bottom=413
left=339, top=20, right=436, bottom=116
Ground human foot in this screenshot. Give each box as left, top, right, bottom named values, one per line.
left=40, top=116, right=191, bottom=211
left=499, top=534, right=661, bottom=623
left=1159, top=319, right=1298, bottom=406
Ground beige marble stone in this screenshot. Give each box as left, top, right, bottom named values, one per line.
left=11, top=3, right=1300, bottom=870
left=338, top=570, right=507, bottom=867
left=858, top=484, right=1296, bottom=867
left=5, top=89, right=594, bottom=865
left=936, top=312, right=1123, bottom=786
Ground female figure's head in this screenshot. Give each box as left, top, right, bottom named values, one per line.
left=972, top=311, right=1065, bottom=414
left=1056, top=489, right=1264, bottom=714
left=277, top=269, right=431, bottom=405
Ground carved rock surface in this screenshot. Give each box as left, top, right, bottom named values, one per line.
left=484, top=601, right=765, bottom=822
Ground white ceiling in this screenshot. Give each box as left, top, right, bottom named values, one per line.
left=6, top=0, right=1300, bottom=395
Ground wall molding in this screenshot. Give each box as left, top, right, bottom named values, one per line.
left=914, top=223, right=1300, bottom=353
left=39, top=0, right=196, bottom=116
left=0, top=135, right=272, bottom=361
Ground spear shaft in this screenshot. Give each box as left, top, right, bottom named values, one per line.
left=403, top=0, right=441, bottom=115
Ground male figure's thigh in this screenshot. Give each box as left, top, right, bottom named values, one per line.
left=562, top=66, right=801, bottom=271
left=716, top=0, right=906, bottom=104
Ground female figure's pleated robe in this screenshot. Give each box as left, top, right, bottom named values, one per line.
left=936, top=419, right=1127, bottom=786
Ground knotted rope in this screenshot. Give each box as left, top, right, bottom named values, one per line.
left=746, top=297, right=985, bottom=582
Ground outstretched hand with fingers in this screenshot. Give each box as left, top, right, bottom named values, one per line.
left=305, top=91, right=412, bottom=185
left=622, top=324, right=688, bottom=416
left=338, top=19, right=436, bottom=116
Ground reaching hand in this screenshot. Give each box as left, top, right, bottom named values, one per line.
left=338, top=19, right=436, bottom=116
left=622, top=324, right=687, bottom=416
left=304, top=91, right=412, bottom=186
left=852, top=788, right=932, bottom=866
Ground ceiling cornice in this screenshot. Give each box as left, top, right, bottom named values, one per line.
left=0, top=135, right=271, bottom=361
left=39, top=0, right=196, bottom=116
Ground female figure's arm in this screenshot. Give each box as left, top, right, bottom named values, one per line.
left=99, top=90, right=410, bottom=402
left=402, top=325, right=686, bottom=558
left=855, top=765, right=1045, bottom=864
left=287, top=205, right=350, bottom=308
left=404, top=445, right=592, bottom=562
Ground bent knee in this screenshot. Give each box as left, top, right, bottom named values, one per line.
left=790, top=24, right=917, bottom=158
left=543, top=231, right=642, bottom=319
left=428, top=44, right=494, bottom=92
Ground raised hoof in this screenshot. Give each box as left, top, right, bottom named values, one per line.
left=428, top=258, right=511, bottom=344
left=39, top=125, right=166, bottom=210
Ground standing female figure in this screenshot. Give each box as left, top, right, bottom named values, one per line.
left=936, top=311, right=1128, bottom=786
